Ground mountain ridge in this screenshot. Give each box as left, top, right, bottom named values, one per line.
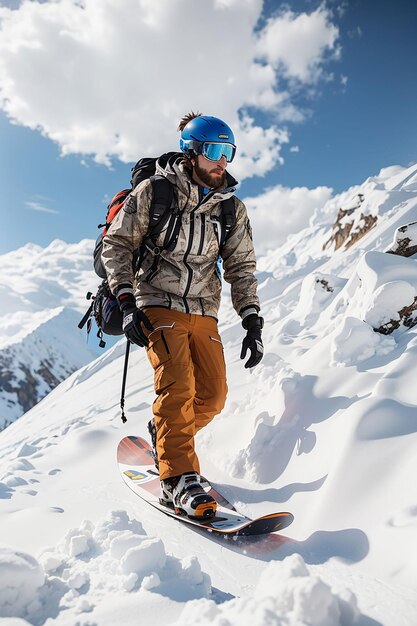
left=0, top=239, right=98, bottom=427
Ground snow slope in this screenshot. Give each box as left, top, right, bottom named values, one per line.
left=1, top=164, right=417, bottom=625
left=0, top=240, right=99, bottom=427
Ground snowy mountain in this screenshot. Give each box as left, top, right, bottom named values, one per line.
left=1, top=164, right=417, bottom=625
left=0, top=240, right=100, bottom=428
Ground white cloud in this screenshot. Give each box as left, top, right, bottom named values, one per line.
left=289, top=145, right=300, bottom=153
left=25, top=201, right=59, bottom=215
left=256, top=6, right=340, bottom=83
left=0, top=1, right=341, bottom=179
left=244, top=184, right=333, bottom=254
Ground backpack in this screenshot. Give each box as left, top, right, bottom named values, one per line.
left=79, top=152, right=237, bottom=347
left=77, top=280, right=123, bottom=348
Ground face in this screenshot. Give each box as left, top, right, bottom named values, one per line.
left=191, top=154, right=227, bottom=189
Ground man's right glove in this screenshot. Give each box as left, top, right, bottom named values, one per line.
left=116, top=285, right=153, bottom=347
left=240, top=314, right=264, bottom=369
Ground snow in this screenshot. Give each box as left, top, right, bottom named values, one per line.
left=0, top=240, right=95, bottom=315
left=0, top=306, right=98, bottom=428
left=1, top=164, right=417, bottom=624
left=331, top=317, right=396, bottom=365
left=0, top=510, right=211, bottom=625
left=0, top=240, right=103, bottom=427
left=0, top=547, right=44, bottom=620
left=173, top=555, right=359, bottom=626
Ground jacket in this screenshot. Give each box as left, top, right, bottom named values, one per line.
left=101, top=154, right=260, bottom=319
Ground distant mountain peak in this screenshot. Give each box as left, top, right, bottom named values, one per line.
left=0, top=240, right=98, bottom=428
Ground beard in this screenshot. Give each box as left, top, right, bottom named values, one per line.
left=193, top=160, right=226, bottom=189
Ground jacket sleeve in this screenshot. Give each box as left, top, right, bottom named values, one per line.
left=221, top=198, right=260, bottom=316
left=101, top=180, right=152, bottom=293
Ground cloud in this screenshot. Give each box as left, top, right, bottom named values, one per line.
left=25, top=201, right=59, bottom=215
left=0, top=1, right=341, bottom=179
left=244, top=184, right=333, bottom=254
left=256, top=6, right=340, bottom=83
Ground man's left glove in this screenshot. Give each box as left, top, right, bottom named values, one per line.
left=116, top=285, right=153, bottom=347
left=240, top=314, right=264, bottom=369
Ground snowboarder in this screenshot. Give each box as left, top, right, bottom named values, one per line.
left=101, top=113, right=263, bottom=519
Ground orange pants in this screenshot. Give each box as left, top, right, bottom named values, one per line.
left=144, top=308, right=228, bottom=480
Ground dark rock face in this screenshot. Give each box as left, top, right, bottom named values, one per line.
left=374, top=297, right=417, bottom=335
left=385, top=222, right=417, bottom=257
left=323, top=194, right=377, bottom=251
left=0, top=352, right=76, bottom=430
left=316, top=278, right=334, bottom=293
left=372, top=221, right=417, bottom=335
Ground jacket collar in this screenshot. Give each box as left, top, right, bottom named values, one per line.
left=156, top=153, right=238, bottom=203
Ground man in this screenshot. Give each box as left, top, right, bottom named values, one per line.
left=102, top=113, right=263, bottom=519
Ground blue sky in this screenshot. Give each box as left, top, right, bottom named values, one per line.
left=1, top=0, right=416, bottom=255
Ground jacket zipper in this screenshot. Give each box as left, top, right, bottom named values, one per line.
left=197, top=214, right=205, bottom=255
left=182, top=187, right=216, bottom=307
left=163, top=206, right=182, bottom=250
left=183, top=212, right=195, bottom=305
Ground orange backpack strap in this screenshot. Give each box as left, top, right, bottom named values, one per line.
left=102, top=189, right=131, bottom=236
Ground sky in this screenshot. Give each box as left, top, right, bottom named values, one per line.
left=0, top=0, right=416, bottom=255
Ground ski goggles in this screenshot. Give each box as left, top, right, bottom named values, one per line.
left=200, top=142, right=236, bottom=163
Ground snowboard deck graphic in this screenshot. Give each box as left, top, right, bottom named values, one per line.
left=117, top=436, right=294, bottom=536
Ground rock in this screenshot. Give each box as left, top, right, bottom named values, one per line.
left=323, top=194, right=377, bottom=251
left=385, top=221, right=417, bottom=257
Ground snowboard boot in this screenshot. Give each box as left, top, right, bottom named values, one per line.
left=160, top=472, right=217, bottom=520
left=147, top=418, right=159, bottom=471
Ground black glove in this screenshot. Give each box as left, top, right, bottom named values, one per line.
left=240, top=314, right=264, bottom=369
left=116, top=285, right=153, bottom=347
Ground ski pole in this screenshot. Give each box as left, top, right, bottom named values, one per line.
left=120, top=339, right=131, bottom=423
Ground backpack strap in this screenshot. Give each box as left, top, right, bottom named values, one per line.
left=148, top=175, right=175, bottom=239
left=135, top=180, right=236, bottom=272
left=134, top=175, right=177, bottom=272
left=147, top=177, right=236, bottom=253
left=103, top=189, right=131, bottom=235
left=130, top=153, right=180, bottom=189
left=219, top=196, right=237, bottom=253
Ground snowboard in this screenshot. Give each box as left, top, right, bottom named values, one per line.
left=117, top=435, right=294, bottom=537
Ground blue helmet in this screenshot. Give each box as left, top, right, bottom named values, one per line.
left=180, top=116, right=236, bottom=163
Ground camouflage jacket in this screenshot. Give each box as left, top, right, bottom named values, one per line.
left=101, top=154, right=260, bottom=319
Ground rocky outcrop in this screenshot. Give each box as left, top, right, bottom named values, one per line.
left=371, top=223, right=417, bottom=333
left=0, top=308, right=96, bottom=431
left=323, top=194, right=377, bottom=251
left=0, top=351, right=77, bottom=430
left=385, top=222, right=417, bottom=257
left=374, top=297, right=417, bottom=335
left=315, top=278, right=334, bottom=293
